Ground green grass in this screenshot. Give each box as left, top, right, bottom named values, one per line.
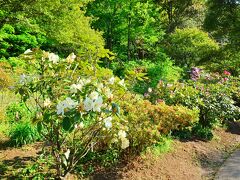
left=0, top=90, right=18, bottom=122
left=0, top=90, right=18, bottom=139
left=8, top=121, right=41, bottom=147
left=144, top=136, right=173, bottom=157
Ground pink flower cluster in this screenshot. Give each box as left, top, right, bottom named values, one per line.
left=223, top=70, right=231, bottom=76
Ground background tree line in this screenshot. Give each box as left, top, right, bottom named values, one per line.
left=0, top=0, right=240, bottom=75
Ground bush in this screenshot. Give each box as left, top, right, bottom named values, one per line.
left=206, top=48, right=240, bottom=76
left=192, top=124, right=213, bottom=141
left=16, top=49, right=129, bottom=178
left=165, top=28, right=219, bottom=67
left=118, top=92, right=198, bottom=151
left=111, top=58, right=182, bottom=94
left=0, top=62, right=13, bottom=89
left=147, top=73, right=240, bottom=139
left=0, top=24, right=43, bottom=58
left=8, top=121, right=41, bottom=146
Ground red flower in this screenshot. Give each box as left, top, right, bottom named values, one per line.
left=224, top=70, right=231, bottom=76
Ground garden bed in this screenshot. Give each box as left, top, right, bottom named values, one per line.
left=1, top=126, right=239, bottom=180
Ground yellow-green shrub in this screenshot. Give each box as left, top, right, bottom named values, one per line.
left=117, top=92, right=199, bottom=151
left=152, top=103, right=199, bottom=134
left=0, top=63, right=13, bottom=89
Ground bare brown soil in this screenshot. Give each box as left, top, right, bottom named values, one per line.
left=0, top=125, right=240, bottom=180
left=93, top=126, right=240, bottom=180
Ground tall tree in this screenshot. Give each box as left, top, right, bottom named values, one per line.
left=87, top=0, right=165, bottom=61
left=204, top=0, right=240, bottom=46
left=0, top=0, right=109, bottom=60
left=156, top=0, right=206, bottom=32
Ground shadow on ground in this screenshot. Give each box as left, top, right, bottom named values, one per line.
left=0, top=156, right=35, bottom=179
left=0, top=136, right=41, bottom=179
left=226, top=121, right=240, bottom=135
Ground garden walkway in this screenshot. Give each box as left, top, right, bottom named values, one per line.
left=215, top=149, right=240, bottom=180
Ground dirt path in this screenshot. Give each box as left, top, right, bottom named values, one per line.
left=215, top=150, right=240, bottom=180
left=93, top=128, right=240, bottom=180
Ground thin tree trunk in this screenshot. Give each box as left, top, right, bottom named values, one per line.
left=127, top=1, right=132, bottom=61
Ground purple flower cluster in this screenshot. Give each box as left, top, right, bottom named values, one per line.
left=190, top=67, right=202, bottom=81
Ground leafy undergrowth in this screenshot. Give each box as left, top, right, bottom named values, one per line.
left=1, top=125, right=240, bottom=180
left=0, top=90, right=18, bottom=122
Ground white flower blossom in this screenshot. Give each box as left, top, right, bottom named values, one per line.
left=103, top=88, right=113, bottom=99
left=43, top=98, right=51, bottom=107
left=75, top=122, right=84, bottom=129
left=89, top=91, right=99, bottom=100
left=64, top=149, right=70, bottom=160
left=118, top=130, right=127, bottom=139
left=70, top=84, right=83, bottom=93
left=77, top=79, right=85, bottom=86
left=70, top=84, right=78, bottom=94
left=103, top=117, right=112, bottom=129
left=167, top=83, right=173, bottom=88
left=121, top=138, right=129, bottom=149
left=148, top=87, right=153, bottom=93
left=79, top=122, right=84, bottom=129
left=97, top=83, right=104, bottom=91
left=83, top=97, right=94, bottom=111
left=63, top=97, right=78, bottom=109
left=48, top=53, right=59, bottom=64
left=118, top=79, right=125, bottom=86
left=66, top=53, right=76, bottom=63
left=57, top=97, right=78, bottom=115
left=24, top=49, right=32, bottom=54
left=92, top=96, right=103, bottom=112
left=84, top=78, right=91, bottom=84
left=109, top=77, right=115, bottom=84
left=57, top=102, right=65, bottom=115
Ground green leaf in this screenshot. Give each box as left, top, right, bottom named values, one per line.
left=37, top=122, right=42, bottom=134
left=62, top=117, right=73, bottom=132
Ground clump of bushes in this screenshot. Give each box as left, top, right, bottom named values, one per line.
left=11, top=49, right=202, bottom=178
left=165, top=28, right=219, bottom=67
left=206, top=48, right=240, bottom=77
left=9, top=48, right=239, bottom=178
left=118, top=92, right=198, bottom=151
left=146, top=69, right=240, bottom=139
left=110, top=58, right=182, bottom=94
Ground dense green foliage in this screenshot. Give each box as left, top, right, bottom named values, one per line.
left=0, top=0, right=240, bottom=178
left=0, top=0, right=109, bottom=60
left=87, top=0, right=165, bottom=61
left=8, top=121, right=41, bottom=146
left=147, top=72, right=240, bottom=139
left=204, top=0, right=240, bottom=45
left=165, top=28, right=219, bottom=67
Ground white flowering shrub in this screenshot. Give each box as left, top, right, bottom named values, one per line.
left=17, top=49, right=128, bottom=178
